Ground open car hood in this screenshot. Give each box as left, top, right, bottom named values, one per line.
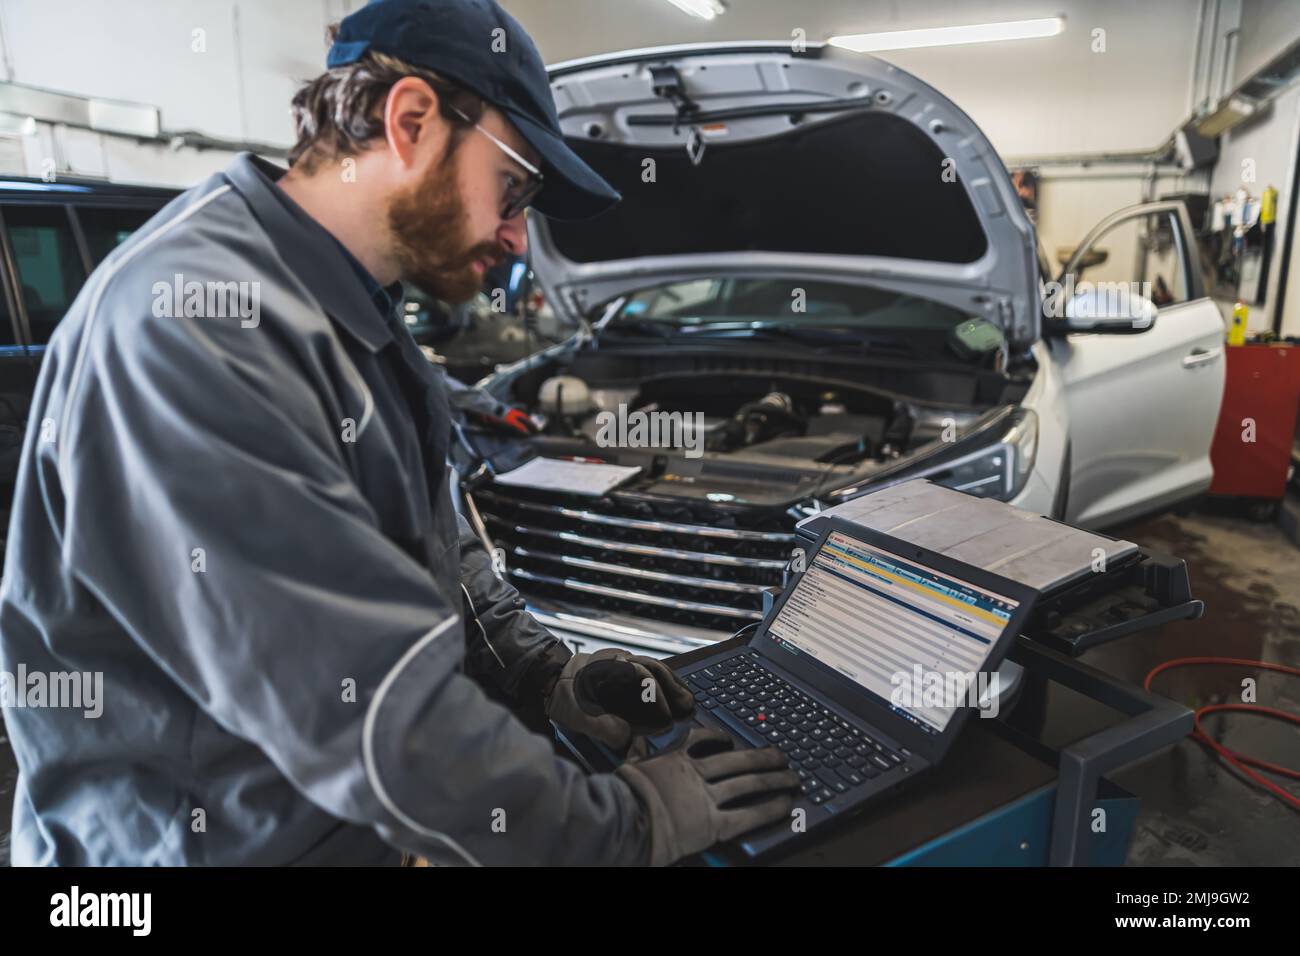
left=528, top=42, right=1041, bottom=346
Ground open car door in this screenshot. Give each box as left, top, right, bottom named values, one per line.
left=1047, top=200, right=1225, bottom=527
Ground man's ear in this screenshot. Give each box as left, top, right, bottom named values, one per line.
left=383, top=76, right=445, bottom=169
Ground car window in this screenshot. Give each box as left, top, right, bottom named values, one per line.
left=625, top=278, right=722, bottom=317
left=1067, top=210, right=1189, bottom=308
left=3, top=205, right=87, bottom=345
left=0, top=270, right=16, bottom=347
left=77, top=205, right=156, bottom=264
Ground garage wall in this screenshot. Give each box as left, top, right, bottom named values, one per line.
left=1207, top=82, right=1300, bottom=334
left=1280, top=185, right=1300, bottom=337
left=1228, top=0, right=1300, bottom=338
left=1034, top=169, right=1193, bottom=278
left=7, top=118, right=244, bottom=188
left=0, top=0, right=362, bottom=184
left=0, top=0, right=360, bottom=141
left=1231, top=0, right=1300, bottom=88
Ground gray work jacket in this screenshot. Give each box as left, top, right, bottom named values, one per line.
left=0, top=153, right=648, bottom=866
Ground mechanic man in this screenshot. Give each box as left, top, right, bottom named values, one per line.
left=0, top=0, right=798, bottom=866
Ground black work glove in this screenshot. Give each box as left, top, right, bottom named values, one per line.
left=616, top=726, right=801, bottom=866
left=545, top=648, right=696, bottom=752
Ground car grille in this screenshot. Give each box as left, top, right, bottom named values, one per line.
left=472, top=484, right=797, bottom=634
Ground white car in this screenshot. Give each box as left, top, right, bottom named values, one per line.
left=455, top=42, right=1226, bottom=657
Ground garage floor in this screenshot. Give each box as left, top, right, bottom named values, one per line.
left=1075, top=508, right=1300, bottom=865
left=0, top=506, right=1296, bottom=866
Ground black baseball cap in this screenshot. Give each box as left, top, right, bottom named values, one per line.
left=327, top=0, right=620, bottom=221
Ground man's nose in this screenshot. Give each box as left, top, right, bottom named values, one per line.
left=497, top=212, right=528, bottom=257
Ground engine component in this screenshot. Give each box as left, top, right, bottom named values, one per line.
left=538, top=375, right=594, bottom=417
left=948, top=317, right=1006, bottom=365
left=589, top=387, right=640, bottom=414
left=708, top=391, right=806, bottom=451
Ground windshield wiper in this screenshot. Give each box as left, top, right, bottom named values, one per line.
left=599, top=318, right=679, bottom=340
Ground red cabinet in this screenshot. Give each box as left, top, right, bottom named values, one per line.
left=1209, top=344, right=1300, bottom=499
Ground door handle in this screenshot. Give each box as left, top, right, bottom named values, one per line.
left=1182, top=346, right=1222, bottom=368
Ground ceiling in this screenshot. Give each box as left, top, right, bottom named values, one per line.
left=499, top=0, right=1206, bottom=157
left=2, top=1, right=1292, bottom=163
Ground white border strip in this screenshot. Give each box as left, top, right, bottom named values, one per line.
left=362, top=615, right=482, bottom=867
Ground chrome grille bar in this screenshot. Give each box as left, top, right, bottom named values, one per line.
left=485, top=518, right=789, bottom=570
left=508, top=544, right=770, bottom=594
left=475, top=490, right=795, bottom=542
left=509, top=567, right=764, bottom=620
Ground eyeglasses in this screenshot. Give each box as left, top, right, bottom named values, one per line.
left=449, top=106, right=544, bottom=220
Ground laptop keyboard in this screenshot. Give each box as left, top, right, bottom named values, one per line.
left=686, top=651, right=909, bottom=805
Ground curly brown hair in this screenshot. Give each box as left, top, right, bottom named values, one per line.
left=288, top=25, right=487, bottom=174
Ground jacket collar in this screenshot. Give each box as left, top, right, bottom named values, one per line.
left=222, top=152, right=393, bottom=353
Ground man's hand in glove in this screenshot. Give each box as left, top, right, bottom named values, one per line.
left=444, top=378, right=538, bottom=436
left=616, top=726, right=801, bottom=866
left=545, top=648, right=696, bottom=752
left=468, top=404, right=538, bottom=436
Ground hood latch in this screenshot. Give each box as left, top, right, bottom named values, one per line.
left=649, top=64, right=707, bottom=166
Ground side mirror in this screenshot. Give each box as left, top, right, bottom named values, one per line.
left=1059, top=285, right=1157, bottom=333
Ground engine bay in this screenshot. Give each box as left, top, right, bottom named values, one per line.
left=536, top=370, right=976, bottom=464
left=468, top=347, right=1033, bottom=507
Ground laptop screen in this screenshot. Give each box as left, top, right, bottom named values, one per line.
left=765, top=530, right=1021, bottom=735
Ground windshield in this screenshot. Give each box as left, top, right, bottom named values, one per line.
left=608, top=278, right=971, bottom=331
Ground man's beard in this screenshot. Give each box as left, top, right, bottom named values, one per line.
left=387, top=148, right=504, bottom=304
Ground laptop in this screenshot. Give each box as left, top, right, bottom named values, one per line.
left=640, top=516, right=1038, bottom=859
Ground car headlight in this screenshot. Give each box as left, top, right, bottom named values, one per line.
left=905, top=409, right=1039, bottom=501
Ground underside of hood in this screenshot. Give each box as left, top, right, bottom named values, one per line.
left=529, top=43, right=1040, bottom=345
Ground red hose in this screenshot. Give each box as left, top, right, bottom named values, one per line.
left=1144, top=657, right=1300, bottom=811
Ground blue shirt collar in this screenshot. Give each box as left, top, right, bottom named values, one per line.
left=223, top=152, right=397, bottom=352
left=328, top=234, right=406, bottom=324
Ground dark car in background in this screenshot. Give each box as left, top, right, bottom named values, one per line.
left=0, top=177, right=176, bottom=537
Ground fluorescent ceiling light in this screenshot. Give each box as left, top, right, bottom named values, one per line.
left=1196, top=95, right=1259, bottom=137
left=664, top=0, right=726, bottom=20
left=830, top=17, right=1064, bottom=53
